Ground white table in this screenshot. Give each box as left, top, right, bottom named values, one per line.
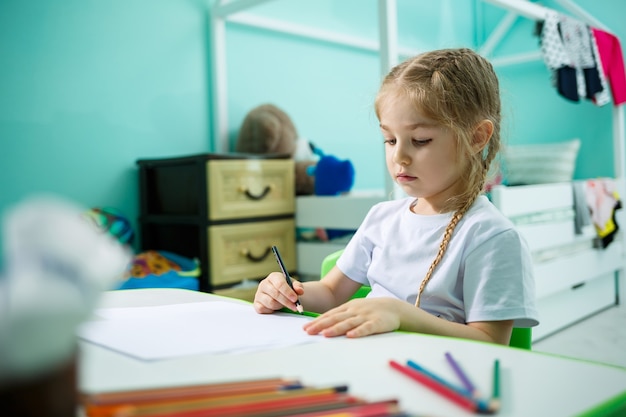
left=79, top=288, right=626, bottom=417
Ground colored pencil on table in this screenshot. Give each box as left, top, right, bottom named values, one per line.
left=406, top=360, right=472, bottom=397
left=292, top=399, right=402, bottom=417
left=389, top=360, right=480, bottom=414
left=83, top=380, right=304, bottom=417
left=81, top=377, right=301, bottom=406
left=139, top=388, right=355, bottom=417
left=489, top=359, right=501, bottom=413
left=444, top=351, right=482, bottom=399
left=406, top=360, right=491, bottom=413
left=85, top=385, right=352, bottom=417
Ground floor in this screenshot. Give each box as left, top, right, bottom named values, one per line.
left=532, top=302, right=626, bottom=368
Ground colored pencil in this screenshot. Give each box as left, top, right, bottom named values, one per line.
left=406, top=360, right=491, bottom=413
left=406, top=360, right=472, bottom=397
left=271, top=245, right=303, bottom=313
left=292, top=399, right=402, bottom=417
left=83, top=383, right=309, bottom=416
left=82, top=377, right=301, bottom=406
left=131, top=389, right=356, bottom=417
left=444, top=351, right=482, bottom=398
left=389, top=360, right=480, bottom=413
left=489, top=359, right=501, bottom=413
left=85, top=385, right=351, bottom=417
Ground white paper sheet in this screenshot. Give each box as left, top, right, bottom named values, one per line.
left=77, top=301, right=327, bottom=361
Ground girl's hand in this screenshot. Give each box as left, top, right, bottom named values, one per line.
left=302, top=297, right=402, bottom=338
left=253, top=271, right=304, bottom=314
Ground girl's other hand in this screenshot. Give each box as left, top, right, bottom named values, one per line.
left=302, top=297, right=401, bottom=338
left=253, top=271, right=304, bottom=314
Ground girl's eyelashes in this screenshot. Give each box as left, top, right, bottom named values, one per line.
left=413, top=138, right=432, bottom=146
left=383, top=137, right=432, bottom=146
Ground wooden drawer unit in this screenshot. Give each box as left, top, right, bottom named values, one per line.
left=209, top=219, right=296, bottom=286
left=137, top=153, right=296, bottom=292
left=208, top=160, right=294, bottom=220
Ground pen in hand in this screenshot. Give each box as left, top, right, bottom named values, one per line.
left=271, top=245, right=303, bottom=314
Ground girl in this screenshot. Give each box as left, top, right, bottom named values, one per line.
left=254, top=48, right=539, bottom=345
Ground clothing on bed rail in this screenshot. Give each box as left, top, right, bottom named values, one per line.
left=537, top=11, right=626, bottom=106
left=592, top=27, right=626, bottom=106
left=581, top=178, right=623, bottom=248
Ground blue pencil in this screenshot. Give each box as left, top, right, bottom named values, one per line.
left=406, top=360, right=472, bottom=397
left=407, top=360, right=490, bottom=413
left=389, top=360, right=481, bottom=414
left=444, top=351, right=482, bottom=399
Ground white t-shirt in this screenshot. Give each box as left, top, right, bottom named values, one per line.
left=336, top=195, right=539, bottom=327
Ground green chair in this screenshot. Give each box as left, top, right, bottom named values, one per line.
left=321, top=249, right=532, bottom=350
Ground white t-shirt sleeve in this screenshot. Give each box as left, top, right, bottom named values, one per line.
left=335, top=210, right=375, bottom=286
left=463, top=228, right=539, bottom=327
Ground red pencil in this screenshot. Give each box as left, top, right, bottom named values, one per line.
left=82, top=378, right=304, bottom=416
left=92, top=385, right=354, bottom=417
left=389, top=360, right=480, bottom=413
left=292, top=399, right=401, bottom=417
left=82, top=377, right=300, bottom=406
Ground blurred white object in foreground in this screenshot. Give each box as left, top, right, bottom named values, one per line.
left=0, top=195, right=132, bottom=380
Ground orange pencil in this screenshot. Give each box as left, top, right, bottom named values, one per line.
left=292, top=399, right=401, bottom=417
left=84, top=380, right=304, bottom=417
left=130, top=391, right=355, bottom=417
left=82, top=377, right=300, bottom=406
left=87, top=385, right=350, bottom=417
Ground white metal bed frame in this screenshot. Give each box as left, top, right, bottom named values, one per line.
left=209, top=0, right=625, bottom=188
left=209, top=0, right=626, bottom=288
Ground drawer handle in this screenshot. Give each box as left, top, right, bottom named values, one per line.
left=239, top=185, right=273, bottom=201
left=241, top=247, right=272, bottom=263
left=572, top=282, right=586, bottom=290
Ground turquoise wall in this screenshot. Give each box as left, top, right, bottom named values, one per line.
left=223, top=0, right=624, bottom=193
left=1, top=0, right=625, bottom=257
left=1, top=0, right=212, bottom=255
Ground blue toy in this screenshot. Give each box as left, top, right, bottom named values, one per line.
left=306, top=148, right=355, bottom=196
left=302, top=147, right=356, bottom=241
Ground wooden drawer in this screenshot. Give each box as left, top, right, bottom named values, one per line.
left=207, top=159, right=294, bottom=221
left=209, top=219, right=296, bottom=286
left=533, top=272, right=617, bottom=342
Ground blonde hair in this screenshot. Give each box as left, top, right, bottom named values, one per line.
left=375, top=48, right=501, bottom=307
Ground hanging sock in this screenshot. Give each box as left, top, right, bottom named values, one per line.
left=556, top=66, right=579, bottom=101
left=540, top=11, right=611, bottom=106
left=592, top=28, right=626, bottom=106
left=559, top=15, right=600, bottom=99
left=539, top=11, right=570, bottom=99
left=540, top=11, right=570, bottom=70
left=588, top=27, right=611, bottom=106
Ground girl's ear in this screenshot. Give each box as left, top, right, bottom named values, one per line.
left=472, top=120, right=494, bottom=154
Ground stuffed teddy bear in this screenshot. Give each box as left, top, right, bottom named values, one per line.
left=235, top=103, right=355, bottom=196
left=235, top=103, right=317, bottom=195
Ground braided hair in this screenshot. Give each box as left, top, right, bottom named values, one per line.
left=374, top=48, right=502, bottom=307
